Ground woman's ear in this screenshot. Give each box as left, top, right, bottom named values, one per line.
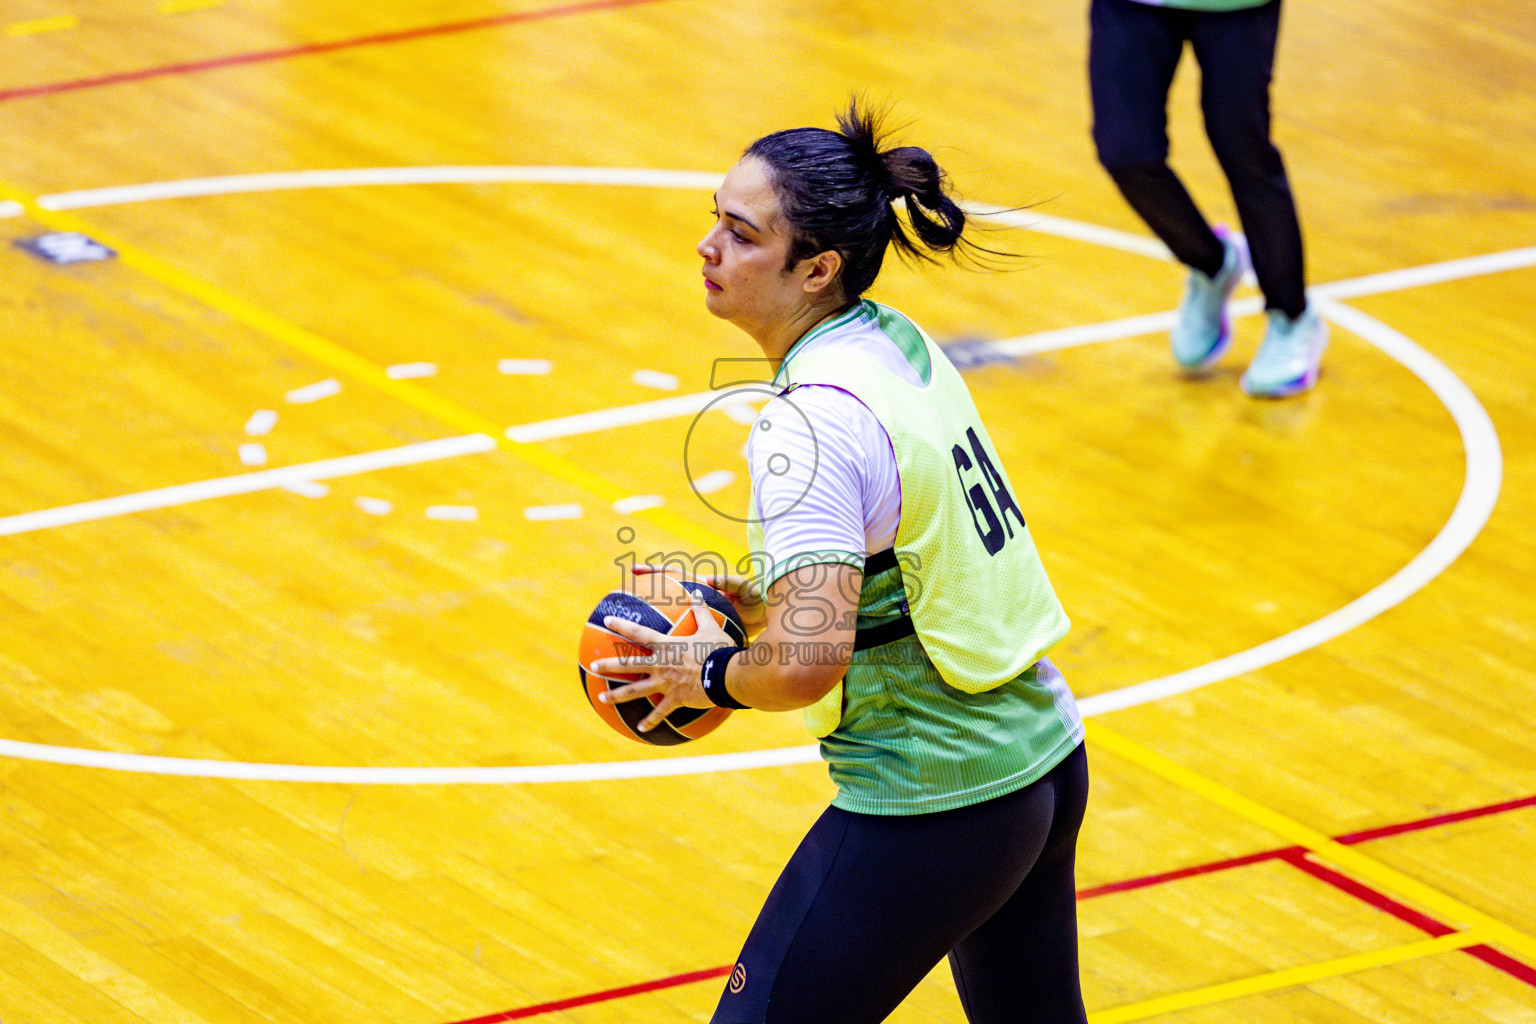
left=801, top=249, right=844, bottom=296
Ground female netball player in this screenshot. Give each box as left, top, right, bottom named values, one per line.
left=590, top=101, right=1090, bottom=1024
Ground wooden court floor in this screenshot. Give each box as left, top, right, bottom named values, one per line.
left=0, top=0, right=1533, bottom=1021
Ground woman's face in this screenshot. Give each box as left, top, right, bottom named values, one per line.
left=696, top=157, right=830, bottom=342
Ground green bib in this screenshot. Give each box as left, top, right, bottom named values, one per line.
left=745, top=302, right=1080, bottom=814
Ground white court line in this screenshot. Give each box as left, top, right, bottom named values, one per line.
left=0, top=395, right=747, bottom=535
left=7, top=239, right=1495, bottom=540
left=0, top=287, right=1501, bottom=782
left=0, top=199, right=23, bottom=218
left=0, top=283, right=1510, bottom=780
left=0, top=168, right=1519, bottom=781
left=36, top=167, right=727, bottom=210
left=244, top=409, right=278, bottom=435
left=505, top=390, right=722, bottom=443
left=966, top=202, right=1175, bottom=262
left=1079, top=294, right=1503, bottom=716
left=386, top=361, right=437, bottom=380
left=282, top=479, right=329, bottom=499
left=522, top=243, right=1536, bottom=438
left=0, top=735, right=822, bottom=783
left=0, top=434, right=496, bottom=536
left=995, top=247, right=1536, bottom=357
left=285, top=377, right=341, bottom=403
left=425, top=504, right=478, bottom=521
left=1314, top=247, right=1536, bottom=300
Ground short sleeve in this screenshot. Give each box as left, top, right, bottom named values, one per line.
left=747, top=384, right=893, bottom=591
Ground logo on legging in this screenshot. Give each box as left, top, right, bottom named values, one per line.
left=728, top=962, right=747, bottom=993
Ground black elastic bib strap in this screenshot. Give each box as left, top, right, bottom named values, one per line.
left=853, top=548, right=915, bottom=652
left=701, top=646, right=750, bottom=709
left=863, top=547, right=899, bottom=575
left=852, top=612, right=915, bottom=652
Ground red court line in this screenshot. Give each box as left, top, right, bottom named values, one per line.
left=445, top=966, right=733, bottom=1024
left=1334, top=794, right=1536, bottom=846
left=0, top=0, right=669, bottom=103
left=1077, top=793, right=1536, bottom=900
left=1077, top=848, right=1282, bottom=900
left=444, top=793, right=1536, bottom=1022
left=1281, top=850, right=1536, bottom=987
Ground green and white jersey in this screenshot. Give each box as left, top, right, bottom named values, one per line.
left=745, top=300, right=1082, bottom=815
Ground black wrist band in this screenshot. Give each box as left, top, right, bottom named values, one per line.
left=701, top=645, right=750, bottom=709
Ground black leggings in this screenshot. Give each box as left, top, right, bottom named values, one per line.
left=1089, top=0, right=1307, bottom=317
left=710, top=744, right=1090, bottom=1024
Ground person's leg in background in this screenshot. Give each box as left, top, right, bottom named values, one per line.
left=1192, top=0, right=1327, bottom=396
left=1090, top=0, right=1250, bottom=372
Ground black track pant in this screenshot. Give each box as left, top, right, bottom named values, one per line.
left=710, top=743, right=1090, bottom=1024
left=1089, top=0, right=1307, bottom=318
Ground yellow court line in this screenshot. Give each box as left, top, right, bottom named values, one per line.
left=0, top=182, right=744, bottom=560
left=1084, top=721, right=1536, bottom=964
left=5, top=14, right=79, bottom=36
left=1088, top=929, right=1489, bottom=1024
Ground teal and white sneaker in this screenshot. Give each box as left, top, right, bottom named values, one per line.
left=1241, top=306, right=1328, bottom=397
left=1171, top=227, right=1248, bottom=371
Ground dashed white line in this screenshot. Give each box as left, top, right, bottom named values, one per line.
left=425, top=504, right=478, bottom=521
left=285, top=378, right=342, bottom=403
left=614, top=495, right=665, bottom=514
left=499, top=358, right=552, bottom=375
left=244, top=409, right=278, bottom=435
left=632, top=369, right=680, bottom=391
left=523, top=504, right=583, bottom=521
left=0, top=434, right=497, bottom=536
left=282, top=479, right=329, bottom=499
left=693, top=470, right=736, bottom=494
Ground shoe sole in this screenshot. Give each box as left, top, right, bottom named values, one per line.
left=1242, top=363, right=1321, bottom=398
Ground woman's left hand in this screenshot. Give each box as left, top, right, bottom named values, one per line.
left=591, top=586, right=736, bottom=733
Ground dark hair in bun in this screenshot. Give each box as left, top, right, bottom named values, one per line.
left=745, top=98, right=974, bottom=301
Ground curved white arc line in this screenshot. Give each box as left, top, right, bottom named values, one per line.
left=0, top=304, right=1501, bottom=778
left=1081, top=296, right=1503, bottom=716
left=964, top=202, right=1175, bottom=262
left=38, top=168, right=728, bottom=210
left=0, top=736, right=821, bottom=783
left=0, top=165, right=1509, bottom=781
